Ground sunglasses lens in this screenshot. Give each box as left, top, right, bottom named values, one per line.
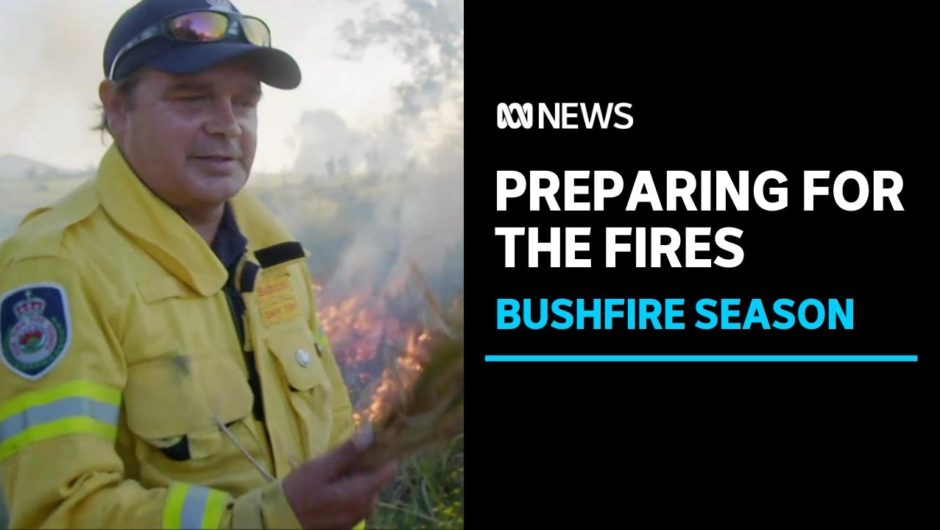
left=242, top=17, right=272, bottom=47
left=169, top=12, right=229, bottom=42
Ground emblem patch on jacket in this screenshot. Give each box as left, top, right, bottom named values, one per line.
left=256, top=272, right=302, bottom=326
left=0, top=284, right=72, bottom=380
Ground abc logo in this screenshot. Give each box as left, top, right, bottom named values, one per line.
left=496, top=102, right=633, bottom=130
left=496, top=103, right=534, bottom=129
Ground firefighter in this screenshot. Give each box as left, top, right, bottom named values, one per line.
left=0, top=0, right=397, bottom=528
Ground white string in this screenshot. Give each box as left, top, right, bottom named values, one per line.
left=214, top=416, right=276, bottom=483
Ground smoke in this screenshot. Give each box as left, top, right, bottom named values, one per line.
left=0, top=1, right=127, bottom=170
left=323, top=129, right=463, bottom=297
left=294, top=0, right=463, bottom=176
left=292, top=0, right=464, bottom=302
left=292, top=110, right=413, bottom=179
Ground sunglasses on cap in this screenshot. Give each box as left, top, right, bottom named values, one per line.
left=108, top=10, right=272, bottom=80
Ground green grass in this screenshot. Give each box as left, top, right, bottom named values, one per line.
left=370, top=434, right=464, bottom=529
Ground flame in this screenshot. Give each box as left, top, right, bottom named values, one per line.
left=359, top=328, right=432, bottom=425
left=317, top=280, right=433, bottom=427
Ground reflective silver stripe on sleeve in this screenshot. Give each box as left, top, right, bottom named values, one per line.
left=180, top=485, right=213, bottom=529
left=0, top=396, right=120, bottom=444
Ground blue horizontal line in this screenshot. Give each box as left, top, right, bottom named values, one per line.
left=485, top=355, right=918, bottom=363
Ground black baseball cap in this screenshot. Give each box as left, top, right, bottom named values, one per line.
left=104, top=0, right=301, bottom=89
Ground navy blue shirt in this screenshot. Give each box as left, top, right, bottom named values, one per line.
left=210, top=203, right=266, bottom=422
left=210, top=202, right=247, bottom=273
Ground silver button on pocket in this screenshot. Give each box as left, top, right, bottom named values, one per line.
left=296, top=349, right=311, bottom=367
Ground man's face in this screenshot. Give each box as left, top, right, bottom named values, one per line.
left=108, top=61, right=262, bottom=213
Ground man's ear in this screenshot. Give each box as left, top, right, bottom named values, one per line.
left=99, top=80, right=130, bottom=138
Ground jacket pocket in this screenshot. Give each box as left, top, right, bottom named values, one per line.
left=265, top=323, right=331, bottom=393
left=265, top=322, right=335, bottom=457
left=124, top=353, right=254, bottom=459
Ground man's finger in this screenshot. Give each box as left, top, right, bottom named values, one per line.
left=366, top=460, right=399, bottom=493
left=332, top=459, right=397, bottom=506
left=351, top=423, right=374, bottom=451
left=330, top=473, right=381, bottom=515
left=317, top=426, right=374, bottom=478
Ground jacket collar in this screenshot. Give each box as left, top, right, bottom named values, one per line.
left=96, top=145, right=228, bottom=296
left=231, top=191, right=299, bottom=257
left=95, top=145, right=302, bottom=296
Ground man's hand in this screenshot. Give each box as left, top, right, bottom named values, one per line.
left=282, top=428, right=398, bottom=530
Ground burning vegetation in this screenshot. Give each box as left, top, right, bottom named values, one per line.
left=318, top=270, right=463, bottom=470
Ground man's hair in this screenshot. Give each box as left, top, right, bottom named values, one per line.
left=93, top=71, right=144, bottom=136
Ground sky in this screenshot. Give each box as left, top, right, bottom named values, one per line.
left=0, top=0, right=426, bottom=175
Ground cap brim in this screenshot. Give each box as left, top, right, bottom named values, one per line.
left=148, top=42, right=301, bottom=89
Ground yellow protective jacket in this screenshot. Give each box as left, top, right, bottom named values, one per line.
left=0, top=145, right=355, bottom=528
